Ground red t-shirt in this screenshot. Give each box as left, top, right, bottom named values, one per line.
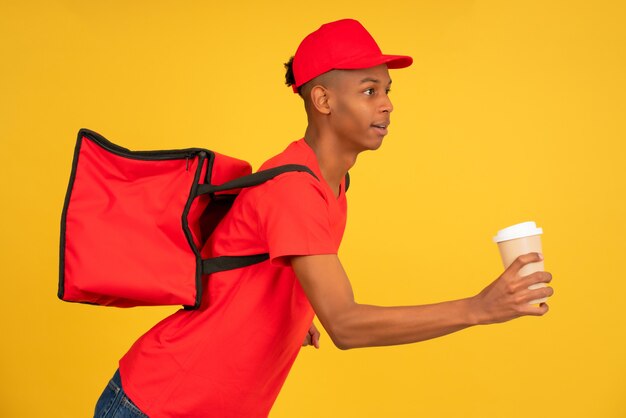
left=119, top=139, right=348, bottom=417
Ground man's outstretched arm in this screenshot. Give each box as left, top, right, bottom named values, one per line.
left=291, top=252, right=553, bottom=350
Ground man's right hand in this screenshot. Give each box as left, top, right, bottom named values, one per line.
left=469, top=252, right=554, bottom=325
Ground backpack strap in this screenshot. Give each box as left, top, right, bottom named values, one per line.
left=196, top=164, right=318, bottom=196
left=198, top=164, right=350, bottom=281
left=198, top=164, right=316, bottom=280
left=197, top=164, right=350, bottom=195
left=202, top=254, right=270, bottom=275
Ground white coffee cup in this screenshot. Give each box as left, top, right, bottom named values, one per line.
left=493, top=221, right=547, bottom=305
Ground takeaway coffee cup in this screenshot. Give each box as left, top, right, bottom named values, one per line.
left=493, top=221, right=547, bottom=304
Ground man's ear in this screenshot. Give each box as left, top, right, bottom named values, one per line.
left=309, top=85, right=331, bottom=115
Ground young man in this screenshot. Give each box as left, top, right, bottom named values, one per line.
left=94, top=19, right=553, bottom=418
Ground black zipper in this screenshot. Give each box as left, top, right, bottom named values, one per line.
left=79, top=128, right=209, bottom=162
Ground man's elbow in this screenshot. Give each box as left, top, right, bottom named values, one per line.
left=329, top=335, right=352, bottom=350
left=326, top=324, right=360, bottom=350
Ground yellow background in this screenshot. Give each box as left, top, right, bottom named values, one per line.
left=1, top=1, right=625, bottom=417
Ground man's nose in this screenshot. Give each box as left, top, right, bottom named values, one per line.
left=381, top=94, right=393, bottom=113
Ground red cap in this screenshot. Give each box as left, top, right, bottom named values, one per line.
left=291, top=19, right=413, bottom=93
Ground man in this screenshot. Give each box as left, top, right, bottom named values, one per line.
left=94, top=18, right=553, bottom=418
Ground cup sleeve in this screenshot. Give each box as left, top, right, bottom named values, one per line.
left=256, top=173, right=338, bottom=267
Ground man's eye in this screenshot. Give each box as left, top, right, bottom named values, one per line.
left=364, top=88, right=375, bottom=95
left=386, top=88, right=392, bottom=95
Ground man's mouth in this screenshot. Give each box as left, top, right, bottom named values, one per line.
left=371, top=123, right=389, bottom=135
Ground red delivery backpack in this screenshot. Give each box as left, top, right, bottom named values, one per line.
left=58, top=128, right=329, bottom=309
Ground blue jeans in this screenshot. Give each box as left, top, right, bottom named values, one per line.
left=94, top=369, right=148, bottom=417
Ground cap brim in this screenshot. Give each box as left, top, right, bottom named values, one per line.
left=335, top=53, right=413, bottom=71
left=381, top=54, right=413, bottom=69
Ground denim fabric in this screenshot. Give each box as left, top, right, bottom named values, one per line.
left=94, top=370, right=148, bottom=418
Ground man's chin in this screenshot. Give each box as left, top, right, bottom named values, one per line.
left=367, top=136, right=385, bottom=151
left=343, top=136, right=386, bottom=154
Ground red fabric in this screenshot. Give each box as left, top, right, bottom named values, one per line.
left=120, top=139, right=347, bottom=417
left=292, top=18, right=413, bottom=92
left=62, top=133, right=254, bottom=308
left=63, top=137, right=208, bottom=307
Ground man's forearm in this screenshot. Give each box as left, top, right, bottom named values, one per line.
left=292, top=253, right=552, bottom=350
left=324, top=298, right=478, bottom=350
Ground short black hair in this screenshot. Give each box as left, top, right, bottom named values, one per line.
left=284, top=56, right=302, bottom=97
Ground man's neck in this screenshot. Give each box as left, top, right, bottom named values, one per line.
left=304, top=126, right=359, bottom=197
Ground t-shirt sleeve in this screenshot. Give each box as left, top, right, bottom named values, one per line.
left=256, top=172, right=337, bottom=267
